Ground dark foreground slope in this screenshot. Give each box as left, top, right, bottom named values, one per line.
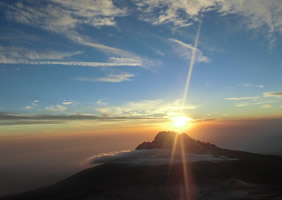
left=2, top=132, right=282, bottom=200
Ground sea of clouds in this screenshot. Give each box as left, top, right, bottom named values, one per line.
left=88, top=149, right=237, bottom=166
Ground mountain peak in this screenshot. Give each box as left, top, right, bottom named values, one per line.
left=136, top=131, right=218, bottom=153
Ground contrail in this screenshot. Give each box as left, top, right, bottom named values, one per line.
left=182, top=21, right=202, bottom=109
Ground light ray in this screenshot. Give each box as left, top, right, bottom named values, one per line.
left=169, top=20, right=202, bottom=199
left=182, top=21, right=202, bottom=108
left=180, top=136, right=189, bottom=199
left=169, top=133, right=179, bottom=169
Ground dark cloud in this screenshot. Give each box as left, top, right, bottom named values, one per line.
left=0, top=120, right=65, bottom=126
left=0, top=112, right=166, bottom=126
left=264, top=91, right=282, bottom=98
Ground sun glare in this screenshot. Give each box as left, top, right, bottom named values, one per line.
left=172, top=116, right=191, bottom=128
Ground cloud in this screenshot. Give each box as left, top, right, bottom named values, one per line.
left=3, top=1, right=153, bottom=65
left=135, top=0, right=213, bottom=27
left=264, top=91, right=282, bottom=98
left=45, top=105, right=68, bottom=112
left=95, top=73, right=135, bottom=82
left=25, top=106, right=32, bottom=110
left=0, top=112, right=148, bottom=121
left=235, top=103, right=249, bottom=107
left=252, top=100, right=276, bottom=105
left=25, top=100, right=40, bottom=110
left=5, top=0, right=127, bottom=33
left=74, top=73, right=134, bottom=83
left=136, top=0, right=282, bottom=35
left=155, top=49, right=165, bottom=56
left=0, top=46, right=82, bottom=63
left=218, top=0, right=282, bottom=42
left=88, top=149, right=237, bottom=166
left=69, top=33, right=136, bottom=57
left=3, top=0, right=282, bottom=53
left=169, top=38, right=209, bottom=63
left=62, top=101, right=79, bottom=105
left=96, top=99, right=197, bottom=118
left=233, top=99, right=277, bottom=108
left=240, top=83, right=264, bottom=88
left=8, top=0, right=282, bottom=37
left=0, top=120, right=66, bottom=126
left=1, top=60, right=143, bottom=67
left=46, top=100, right=79, bottom=112
left=0, top=98, right=198, bottom=126
left=0, top=44, right=160, bottom=69
left=262, top=104, right=272, bottom=108
left=96, top=99, right=108, bottom=106
left=1, top=54, right=159, bottom=69
left=62, top=100, right=79, bottom=106
left=224, top=96, right=260, bottom=101
left=108, top=57, right=142, bottom=64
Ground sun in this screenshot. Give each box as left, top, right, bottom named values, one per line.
left=172, top=116, right=191, bottom=128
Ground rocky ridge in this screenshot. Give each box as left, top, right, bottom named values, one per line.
left=136, top=131, right=218, bottom=153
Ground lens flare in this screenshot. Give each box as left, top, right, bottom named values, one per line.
left=169, top=20, right=202, bottom=199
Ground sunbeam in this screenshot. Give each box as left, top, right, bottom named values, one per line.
left=169, top=20, right=202, bottom=199
left=182, top=21, right=202, bottom=108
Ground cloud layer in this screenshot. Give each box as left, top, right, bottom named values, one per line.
left=88, top=149, right=237, bottom=166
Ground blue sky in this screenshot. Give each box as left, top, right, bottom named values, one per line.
left=0, top=0, right=282, bottom=128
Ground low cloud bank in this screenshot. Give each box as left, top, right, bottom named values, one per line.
left=88, top=149, right=237, bottom=166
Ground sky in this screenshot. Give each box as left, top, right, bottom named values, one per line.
left=1, top=0, right=282, bottom=196
left=1, top=0, right=282, bottom=133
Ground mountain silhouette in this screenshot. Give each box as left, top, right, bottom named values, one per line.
left=136, top=131, right=218, bottom=153
left=2, top=131, right=282, bottom=200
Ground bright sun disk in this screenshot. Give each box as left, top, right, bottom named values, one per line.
left=172, top=116, right=191, bottom=128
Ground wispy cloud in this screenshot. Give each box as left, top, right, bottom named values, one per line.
left=0, top=45, right=160, bottom=69
left=240, top=83, right=264, bottom=88
left=62, top=100, right=79, bottom=106
left=45, top=105, right=67, bottom=112
left=69, top=34, right=134, bottom=57
left=96, top=73, right=134, bottom=82
left=169, top=38, right=209, bottom=63
left=136, top=0, right=282, bottom=36
left=5, top=0, right=127, bottom=33
left=25, top=100, right=40, bottom=110
left=96, top=99, right=197, bottom=118
left=235, top=103, right=249, bottom=107
left=74, top=73, right=134, bottom=83
left=4, top=0, right=282, bottom=48
left=0, top=46, right=82, bottom=63
left=45, top=100, right=80, bottom=112
left=264, top=91, right=282, bottom=98
left=3, top=1, right=157, bottom=66
left=155, top=49, right=165, bottom=56
left=252, top=100, right=276, bottom=105
left=2, top=60, right=143, bottom=67
left=224, top=96, right=260, bottom=101
left=96, top=98, right=108, bottom=106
